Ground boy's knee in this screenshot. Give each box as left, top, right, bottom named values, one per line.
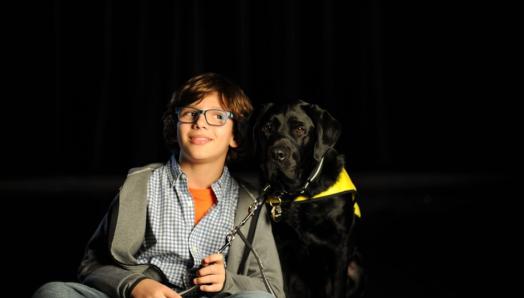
left=33, top=282, right=71, bottom=298
left=228, top=291, right=274, bottom=298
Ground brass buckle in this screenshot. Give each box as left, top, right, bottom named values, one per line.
left=269, top=197, right=283, bottom=222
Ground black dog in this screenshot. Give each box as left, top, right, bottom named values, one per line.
left=252, top=100, right=364, bottom=298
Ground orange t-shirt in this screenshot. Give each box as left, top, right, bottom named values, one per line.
left=189, top=187, right=217, bottom=224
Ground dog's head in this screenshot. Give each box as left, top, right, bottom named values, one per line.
left=253, top=100, right=341, bottom=193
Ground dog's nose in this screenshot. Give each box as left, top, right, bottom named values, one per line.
left=272, top=147, right=288, bottom=161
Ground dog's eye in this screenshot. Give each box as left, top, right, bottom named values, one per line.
left=295, top=126, right=306, bottom=136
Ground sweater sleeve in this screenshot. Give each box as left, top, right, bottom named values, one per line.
left=77, top=195, right=150, bottom=298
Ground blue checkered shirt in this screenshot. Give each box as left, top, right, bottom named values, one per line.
left=135, top=155, right=239, bottom=290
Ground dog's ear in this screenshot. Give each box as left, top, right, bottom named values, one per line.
left=251, top=102, right=274, bottom=155
left=303, top=102, right=341, bottom=161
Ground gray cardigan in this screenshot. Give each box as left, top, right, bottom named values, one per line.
left=77, top=163, right=284, bottom=298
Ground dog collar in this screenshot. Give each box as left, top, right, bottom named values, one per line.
left=267, top=168, right=361, bottom=220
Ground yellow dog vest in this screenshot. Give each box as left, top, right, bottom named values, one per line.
left=268, top=168, right=361, bottom=218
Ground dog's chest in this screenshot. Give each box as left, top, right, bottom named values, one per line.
left=272, top=195, right=353, bottom=245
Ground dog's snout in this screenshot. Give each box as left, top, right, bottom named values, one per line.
left=271, top=146, right=289, bottom=161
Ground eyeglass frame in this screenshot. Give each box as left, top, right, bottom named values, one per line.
left=174, top=107, right=235, bottom=126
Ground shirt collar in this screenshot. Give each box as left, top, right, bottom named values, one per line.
left=169, top=154, right=183, bottom=183
left=168, top=154, right=232, bottom=190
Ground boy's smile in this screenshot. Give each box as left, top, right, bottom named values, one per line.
left=189, top=135, right=213, bottom=145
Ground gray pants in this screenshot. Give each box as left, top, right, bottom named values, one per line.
left=33, top=282, right=274, bottom=298
left=32, top=282, right=110, bottom=298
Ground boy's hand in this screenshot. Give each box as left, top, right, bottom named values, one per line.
left=131, top=278, right=181, bottom=298
left=194, top=253, right=226, bottom=292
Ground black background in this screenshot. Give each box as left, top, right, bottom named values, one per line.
left=2, top=1, right=522, bottom=297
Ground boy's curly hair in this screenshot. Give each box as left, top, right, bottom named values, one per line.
left=162, top=73, right=253, bottom=163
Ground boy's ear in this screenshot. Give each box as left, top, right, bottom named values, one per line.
left=229, top=137, right=238, bottom=148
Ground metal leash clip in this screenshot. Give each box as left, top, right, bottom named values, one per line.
left=269, top=197, right=282, bottom=222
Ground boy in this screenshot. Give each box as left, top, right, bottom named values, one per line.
left=33, top=73, right=284, bottom=298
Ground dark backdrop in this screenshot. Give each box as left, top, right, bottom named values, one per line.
left=2, top=1, right=522, bottom=297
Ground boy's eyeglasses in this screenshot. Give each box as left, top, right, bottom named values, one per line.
left=175, top=107, right=234, bottom=126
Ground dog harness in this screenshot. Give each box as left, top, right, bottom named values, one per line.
left=267, top=168, right=361, bottom=221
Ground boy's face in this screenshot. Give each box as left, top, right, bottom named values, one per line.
left=177, top=92, right=238, bottom=166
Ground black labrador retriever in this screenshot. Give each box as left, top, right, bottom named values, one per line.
left=252, top=100, right=365, bottom=298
